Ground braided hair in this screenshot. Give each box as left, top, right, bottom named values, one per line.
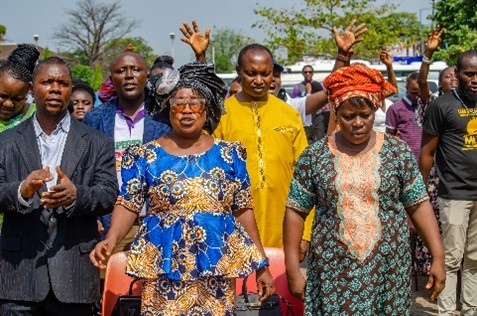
left=0, top=44, right=40, bottom=82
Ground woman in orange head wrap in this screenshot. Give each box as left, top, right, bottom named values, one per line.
left=283, top=63, right=445, bottom=314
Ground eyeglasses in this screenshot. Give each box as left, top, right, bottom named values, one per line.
left=303, top=71, right=313, bottom=74
left=170, top=98, right=206, bottom=113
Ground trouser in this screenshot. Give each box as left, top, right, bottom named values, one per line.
left=437, top=198, right=477, bottom=316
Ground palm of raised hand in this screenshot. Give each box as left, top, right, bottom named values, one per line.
left=427, top=35, right=441, bottom=51
left=336, top=31, right=356, bottom=53
left=189, top=33, right=209, bottom=56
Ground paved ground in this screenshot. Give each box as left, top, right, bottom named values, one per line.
left=411, top=275, right=461, bottom=316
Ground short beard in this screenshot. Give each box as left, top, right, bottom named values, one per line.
left=459, top=79, right=477, bottom=102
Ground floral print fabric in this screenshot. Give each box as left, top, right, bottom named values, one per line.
left=116, top=139, right=266, bottom=315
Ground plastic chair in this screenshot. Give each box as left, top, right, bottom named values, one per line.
left=236, top=247, right=304, bottom=316
left=102, top=251, right=142, bottom=316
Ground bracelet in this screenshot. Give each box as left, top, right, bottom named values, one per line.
left=263, top=257, right=270, bottom=267
left=336, top=53, right=350, bottom=63
left=422, top=56, right=433, bottom=65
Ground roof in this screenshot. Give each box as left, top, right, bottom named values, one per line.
left=0, top=43, right=70, bottom=62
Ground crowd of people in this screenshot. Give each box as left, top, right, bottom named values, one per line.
left=0, top=19, right=475, bottom=316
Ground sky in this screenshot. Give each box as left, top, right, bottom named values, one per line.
left=0, top=0, right=435, bottom=67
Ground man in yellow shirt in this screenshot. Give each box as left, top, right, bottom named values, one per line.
left=214, top=21, right=367, bottom=253
left=214, top=44, right=309, bottom=249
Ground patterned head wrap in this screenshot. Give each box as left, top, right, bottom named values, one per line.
left=98, top=76, right=117, bottom=103
left=149, top=62, right=227, bottom=134
left=323, top=63, right=397, bottom=111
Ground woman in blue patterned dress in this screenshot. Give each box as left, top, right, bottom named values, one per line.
left=90, top=62, right=274, bottom=315
left=283, top=64, right=446, bottom=315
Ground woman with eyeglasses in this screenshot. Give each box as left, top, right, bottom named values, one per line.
left=90, top=62, right=274, bottom=315
left=0, top=44, right=39, bottom=133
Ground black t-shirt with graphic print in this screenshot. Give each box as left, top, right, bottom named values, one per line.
left=423, top=91, right=477, bottom=200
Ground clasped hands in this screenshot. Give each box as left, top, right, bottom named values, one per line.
left=20, top=166, right=77, bottom=209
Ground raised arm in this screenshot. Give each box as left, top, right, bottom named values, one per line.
left=380, top=51, right=397, bottom=89
left=326, top=20, right=368, bottom=134
left=331, top=19, right=368, bottom=72
left=179, top=20, right=210, bottom=62
left=419, top=26, right=445, bottom=102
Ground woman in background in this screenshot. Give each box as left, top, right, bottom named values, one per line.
left=68, top=81, right=96, bottom=121
left=0, top=44, right=39, bottom=132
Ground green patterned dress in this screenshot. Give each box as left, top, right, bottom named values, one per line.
left=287, top=132, right=428, bottom=315
left=0, top=104, right=36, bottom=133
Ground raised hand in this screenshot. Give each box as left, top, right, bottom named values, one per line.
left=426, top=26, right=445, bottom=53
left=380, top=51, right=393, bottom=67
left=332, top=19, right=368, bottom=54
left=40, top=166, right=77, bottom=209
left=179, top=20, right=210, bottom=61
left=20, top=166, right=53, bottom=199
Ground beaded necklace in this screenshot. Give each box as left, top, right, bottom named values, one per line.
left=453, top=88, right=477, bottom=109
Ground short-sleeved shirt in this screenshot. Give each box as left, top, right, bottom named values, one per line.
left=385, top=97, right=422, bottom=159
left=423, top=91, right=477, bottom=200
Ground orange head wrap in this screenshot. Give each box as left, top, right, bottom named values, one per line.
left=323, top=63, right=397, bottom=111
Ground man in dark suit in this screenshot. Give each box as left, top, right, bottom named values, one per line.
left=0, top=57, right=117, bottom=315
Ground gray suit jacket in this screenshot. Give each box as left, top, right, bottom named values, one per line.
left=0, top=117, right=118, bottom=303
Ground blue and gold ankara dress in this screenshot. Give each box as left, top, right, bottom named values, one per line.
left=116, top=139, right=267, bottom=316
left=287, top=133, right=429, bottom=315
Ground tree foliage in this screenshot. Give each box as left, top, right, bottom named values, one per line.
left=101, top=36, right=158, bottom=71
left=207, top=27, right=254, bottom=73
left=41, top=47, right=53, bottom=60
left=71, top=64, right=103, bottom=90
left=253, top=0, right=421, bottom=63
left=53, top=0, right=138, bottom=68
left=431, top=0, right=477, bottom=65
left=0, top=24, right=6, bottom=53
left=0, top=24, right=6, bottom=42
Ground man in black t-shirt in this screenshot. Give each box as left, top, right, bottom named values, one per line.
left=420, top=50, right=477, bottom=315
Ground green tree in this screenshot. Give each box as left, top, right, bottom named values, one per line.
left=41, top=46, right=53, bottom=60
left=53, top=0, right=138, bottom=68
left=0, top=24, right=6, bottom=53
left=90, top=65, right=104, bottom=91
left=71, top=65, right=93, bottom=84
left=208, top=27, right=254, bottom=73
left=71, top=64, right=103, bottom=90
left=101, top=36, right=158, bottom=72
left=0, top=24, right=6, bottom=42
left=431, top=0, right=477, bottom=65
left=253, top=0, right=421, bottom=63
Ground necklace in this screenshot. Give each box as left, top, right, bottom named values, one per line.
left=453, top=89, right=473, bottom=109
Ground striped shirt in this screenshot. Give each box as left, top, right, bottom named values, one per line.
left=385, top=96, right=422, bottom=159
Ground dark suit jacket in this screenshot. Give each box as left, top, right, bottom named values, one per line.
left=0, top=117, right=118, bottom=304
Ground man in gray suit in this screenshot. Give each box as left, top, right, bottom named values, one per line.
left=0, top=57, right=117, bottom=315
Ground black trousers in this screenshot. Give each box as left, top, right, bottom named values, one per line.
left=0, top=290, right=93, bottom=316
